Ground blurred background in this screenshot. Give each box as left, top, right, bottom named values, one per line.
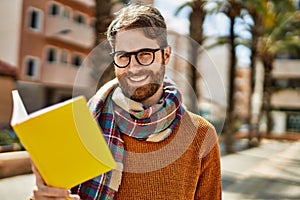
left=0, top=0, right=299, bottom=199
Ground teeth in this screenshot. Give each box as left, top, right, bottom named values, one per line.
left=129, top=75, right=147, bottom=82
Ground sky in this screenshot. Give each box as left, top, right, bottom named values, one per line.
left=154, top=0, right=251, bottom=66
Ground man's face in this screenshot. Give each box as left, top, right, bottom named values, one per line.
left=113, top=29, right=170, bottom=102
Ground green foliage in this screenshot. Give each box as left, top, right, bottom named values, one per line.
left=0, top=129, right=20, bottom=146
left=258, top=2, right=300, bottom=58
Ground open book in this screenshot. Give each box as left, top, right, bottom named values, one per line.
left=10, top=90, right=116, bottom=189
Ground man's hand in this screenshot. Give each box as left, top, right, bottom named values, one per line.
left=31, top=164, right=80, bottom=200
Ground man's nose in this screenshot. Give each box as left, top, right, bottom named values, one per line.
left=128, top=55, right=140, bottom=69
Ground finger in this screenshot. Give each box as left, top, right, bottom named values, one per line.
left=31, top=163, right=45, bottom=186
left=33, top=189, right=68, bottom=200
left=34, top=185, right=70, bottom=197
left=69, top=194, right=81, bottom=200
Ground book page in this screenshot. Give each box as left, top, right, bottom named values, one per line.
left=28, top=96, right=82, bottom=119
left=11, top=90, right=29, bottom=125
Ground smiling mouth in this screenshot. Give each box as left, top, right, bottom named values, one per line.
left=128, top=75, right=148, bottom=82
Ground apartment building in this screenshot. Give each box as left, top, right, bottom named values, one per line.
left=234, top=67, right=251, bottom=121
left=0, top=0, right=154, bottom=114
left=167, top=32, right=227, bottom=126
left=270, top=1, right=300, bottom=134
left=0, top=0, right=96, bottom=112
left=271, top=59, right=300, bottom=134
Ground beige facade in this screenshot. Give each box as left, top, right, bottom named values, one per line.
left=234, top=68, right=251, bottom=120
left=19, top=0, right=95, bottom=86
left=270, top=59, right=300, bottom=134
left=166, top=32, right=228, bottom=123
left=0, top=0, right=22, bottom=66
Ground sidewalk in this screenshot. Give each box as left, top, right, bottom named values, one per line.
left=0, top=173, right=34, bottom=200
left=222, top=139, right=300, bottom=199
left=0, top=139, right=299, bottom=199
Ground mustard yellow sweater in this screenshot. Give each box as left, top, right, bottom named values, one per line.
left=116, top=111, right=222, bottom=200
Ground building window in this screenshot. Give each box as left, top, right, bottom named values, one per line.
left=28, top=8, right=43, bottom=31
left=47, top=48, right=57, bottom=63
left=49, top=3, right=60, bottom=16
left=74, top=13, right=86, bottom=24
left=72, top=55, right=83, bottom=67
left=27, top=60, right=34, bottom=76
left=61, top=50, right=69, bottom=64
left=287, top=114, right=300, bottom=132
left=24, top=57, right=39, bottom=78
left=274, top=79, right=300, bottom=90
left=63, top=7, right=71, bottom=19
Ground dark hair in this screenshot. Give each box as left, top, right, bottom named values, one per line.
left=107, top=4, right=168, bottom=50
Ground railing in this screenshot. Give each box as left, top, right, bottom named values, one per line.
left=44, top=16, right=94, bottom=49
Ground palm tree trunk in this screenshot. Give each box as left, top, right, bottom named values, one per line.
left=248, top=12, right=262, bottom=147
left=94, top=0, right=115, bottom=88
left=261, top=54, right=274, bottom=137
left=224, top=15, right=237, bottom=154
left=248, top=57, right=256, bottom=146
left=188, top=41, right=200, bottom=113
left=188, top=0, right=206, bottom=113
left=95, top=0, right=113, bottom=44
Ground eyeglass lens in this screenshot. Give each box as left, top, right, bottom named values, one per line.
left=113, top=48, right=161, bottom=68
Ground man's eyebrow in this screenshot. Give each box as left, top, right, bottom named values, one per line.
left=114, top=47, right=161, bottom=53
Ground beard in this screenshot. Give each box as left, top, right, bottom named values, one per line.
left=117, top=65, right=165, bottom=102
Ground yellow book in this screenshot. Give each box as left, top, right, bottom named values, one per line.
left=10, top=90, right=116, bottom=189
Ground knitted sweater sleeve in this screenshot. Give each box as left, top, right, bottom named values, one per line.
left=195, top=125, right=222, bottom=200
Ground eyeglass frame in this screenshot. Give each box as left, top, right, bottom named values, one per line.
left=110, top=46, right=166, bottom=68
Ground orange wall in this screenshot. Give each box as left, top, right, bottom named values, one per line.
left=0, top=77, right=16, bottom=127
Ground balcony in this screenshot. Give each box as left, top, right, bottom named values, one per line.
left=271, top=89, right=300, bottom=109
left=44, top=16, right=95, bottom=49
left=41, top=62, right=94, bottom=92
left=272, top=59, right=300, bottom=79
left=41, top=63, right=78, bottom=87
left=69, top=0, right=95, bottom=7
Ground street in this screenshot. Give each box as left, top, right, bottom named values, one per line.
left=0, top=139, right=299, bottom=199
left=222, top=139, right=300, bottom=199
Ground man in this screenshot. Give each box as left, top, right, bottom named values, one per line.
left=31, top=4, right=221, bottom=200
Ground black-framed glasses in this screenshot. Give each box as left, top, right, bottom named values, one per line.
left=110, top=47, right=165, bottom=68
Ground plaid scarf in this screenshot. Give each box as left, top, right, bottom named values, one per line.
left=72, top=78, right=184, bottom=200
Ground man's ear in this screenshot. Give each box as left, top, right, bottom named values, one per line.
left=163, top=46, right=172, bottom=65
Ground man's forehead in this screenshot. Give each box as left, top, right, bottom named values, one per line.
left=115, top=29, right=159, bottom=51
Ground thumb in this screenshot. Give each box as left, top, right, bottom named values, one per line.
left=69, top=194, right=81, bottom=200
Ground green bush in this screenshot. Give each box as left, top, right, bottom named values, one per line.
left=0, top=128, right=20, bottom=146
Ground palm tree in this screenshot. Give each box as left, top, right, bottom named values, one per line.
left=95, top=0, right=114, bottom=44
left=176, top=0, right=207, bottom=113
left=92, top=0, right=130, bottom=89
left=218, top=0, right=243, bottom=154
left=201, top=0, right=243, bottom=153
left=93, top=0, right=115, bottom=88
left=239, top=0, right=268, bottom=147
left=257, top=0, right=300, bottom=136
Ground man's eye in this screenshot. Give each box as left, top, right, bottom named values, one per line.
left=139, top=51, right=152, bottom=56
left=117, top=53, right=129, bottom=59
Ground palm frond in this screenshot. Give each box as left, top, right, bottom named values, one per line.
left=174, top=2, right=193, bottom=16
